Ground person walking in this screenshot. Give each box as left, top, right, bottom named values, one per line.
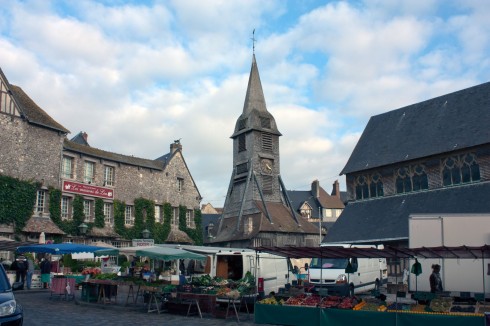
left=26, top=256, right=35, bottom=290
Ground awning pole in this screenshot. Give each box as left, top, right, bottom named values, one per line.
left=482, top=253, right=486, bottom=300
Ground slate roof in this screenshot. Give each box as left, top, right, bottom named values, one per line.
left=341, top=81, right=490, bottom=175
left=324, top=182, right=490, bottom=244
left=201, top=213, right=221, bottom=239
left=22, top=216, right=66, bottom=235
left=70, top=132, right=90, bottom=146
left=64, top=139, right=164, bottom=170
left=211, top=201, right=319, bottom=243
left=9, top=84, right=70, bottom=134
left=288, top=188, right=344, bottom=219
left=165, top=228, right=194, bottom=244
left=88, top=225, right=121, bottom=238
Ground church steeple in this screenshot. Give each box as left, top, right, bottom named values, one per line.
left=231, top=55, right=281, bottom=138
left=242, top=54, right=267, bottom=114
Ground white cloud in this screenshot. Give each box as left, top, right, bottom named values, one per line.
left=1, top=0, right=489, bottom=207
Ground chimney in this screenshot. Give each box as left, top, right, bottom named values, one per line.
left=170, top=139, right=182, bottom=154
left=82, top=132, right=88, bottom=143
left=331, top=180, right=340, bottom=198
left=311, top=180, right=320, bottom=198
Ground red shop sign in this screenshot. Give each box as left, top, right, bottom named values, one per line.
left=62, top=180, right=114, bottom=199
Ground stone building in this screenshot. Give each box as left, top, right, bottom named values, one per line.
left=0, top=67, right=202, bottom=246
left=209, top=56, right=318, bottom=248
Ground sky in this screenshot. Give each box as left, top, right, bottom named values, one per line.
left=1, top=0, right=489, bottom=207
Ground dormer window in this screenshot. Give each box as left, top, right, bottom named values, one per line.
left=238, top=118, right=247, bottom=130
left=260, top=117, right=271, bottom=129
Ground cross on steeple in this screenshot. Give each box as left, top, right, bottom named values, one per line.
left=251, top=29, right=256, bottom=54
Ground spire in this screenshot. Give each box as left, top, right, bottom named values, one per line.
left=242, top=54, right=267, bottom=114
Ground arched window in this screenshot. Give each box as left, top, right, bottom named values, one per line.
left=396, top=167, right=412, bottom=193
left=369, top=173, right=384, bottom=198
left=412, top=164, right=428, bottom=191
left=355, top=175, right=369, bottom=200
left=461, top=153, right=480, bottom=183
left=443, top=153, right=480, bottom=186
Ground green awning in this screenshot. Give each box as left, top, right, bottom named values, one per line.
left=136, top=246, right=206, bottom=261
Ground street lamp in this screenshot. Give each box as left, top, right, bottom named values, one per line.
left=78, top=223, right=88, bottom=235
left=142, top=228, right=151, bottom=239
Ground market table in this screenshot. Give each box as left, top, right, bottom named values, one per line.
left=81, top=280, right=119, bottom=304
left=254, top=304, right=486, bottom=326
left=50, top=276, right=76, bottom=301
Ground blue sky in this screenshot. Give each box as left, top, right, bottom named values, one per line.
left=1, top=0, right=489, bottom=207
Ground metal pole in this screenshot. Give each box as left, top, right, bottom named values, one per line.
left=318, top=207, right=322, bottom=246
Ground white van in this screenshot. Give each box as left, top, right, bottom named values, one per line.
left=308, top=244, right=388, bottom=296
left=158, top=245, right=290, bottom=295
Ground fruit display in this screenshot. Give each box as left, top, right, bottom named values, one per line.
left=259, top=297, right=284, bottom=305
left=319, top=295, right=342, bottom=308
left=429, top=297, right=452, bottom=312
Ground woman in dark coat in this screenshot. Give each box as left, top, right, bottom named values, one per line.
left=40, top=257, right=52, bottom=289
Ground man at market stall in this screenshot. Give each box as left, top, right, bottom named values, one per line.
left=429, top=264, right=443, bottom=293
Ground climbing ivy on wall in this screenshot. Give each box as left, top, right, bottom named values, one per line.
left=0, top=174, right=204, bottom=244
left=94, top=198, right=105, bottom=228
left=134, top=197, right=155, bottom=237
left=178, top=205, right=203, bottom=245
left=113, top=199, right=126, bottom=237
left=189, top=209, right=203, bottom=245
left=152, top=202, right=172, bottom=243
left=49, top=188, right=62, bottom=225
left=0, top=175, right=37, bottom=233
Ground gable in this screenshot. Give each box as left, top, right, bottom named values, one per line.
left=341, top=81, right=490, bottom=175
left=0, top=69, right=21, bottom=117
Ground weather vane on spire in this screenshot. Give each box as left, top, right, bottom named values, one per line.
left=251, top=29, right=256, bottom=54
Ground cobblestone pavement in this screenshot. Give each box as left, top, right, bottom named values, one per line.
left=14, top=288, right=263, bottom=326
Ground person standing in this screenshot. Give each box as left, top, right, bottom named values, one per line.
left=429, top=264, right=443, bottom=293
left=26, top=256, right=35, bottom=290
left=40, top=257, right=52, bottom=289
left=11, top=256, right=27, bottom=289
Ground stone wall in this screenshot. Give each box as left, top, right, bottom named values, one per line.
left=0, top=114, right=63, bottom=187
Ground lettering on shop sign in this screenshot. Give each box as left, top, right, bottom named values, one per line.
left=132, top=239, right=154, bottom=246
left=62, top=180, right=114, bottom=199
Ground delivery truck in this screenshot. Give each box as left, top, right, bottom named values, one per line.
left=157, top=244, right=290, bottom=295
left=409, top=214, right=490, bottom=295
left=308, top=244, right=388, bottom=296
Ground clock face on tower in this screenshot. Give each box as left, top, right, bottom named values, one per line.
left=260, top=158, right=273, bottom=174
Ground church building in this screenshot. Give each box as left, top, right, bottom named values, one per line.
left=209, top=55, right=319, bottom=248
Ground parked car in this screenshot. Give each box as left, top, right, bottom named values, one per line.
left=0, top=263, right=23, bottom=325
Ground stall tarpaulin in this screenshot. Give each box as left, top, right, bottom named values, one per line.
left=93, top=246, right=207, bottom=261
left=16, top=243, right=112, bottom=254
left=135, top=247, right=207, bottom=261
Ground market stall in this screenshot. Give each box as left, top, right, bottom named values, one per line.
left=16, top=243, right=113, bottom=298
left=253, top=245, right=490, bottom=326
